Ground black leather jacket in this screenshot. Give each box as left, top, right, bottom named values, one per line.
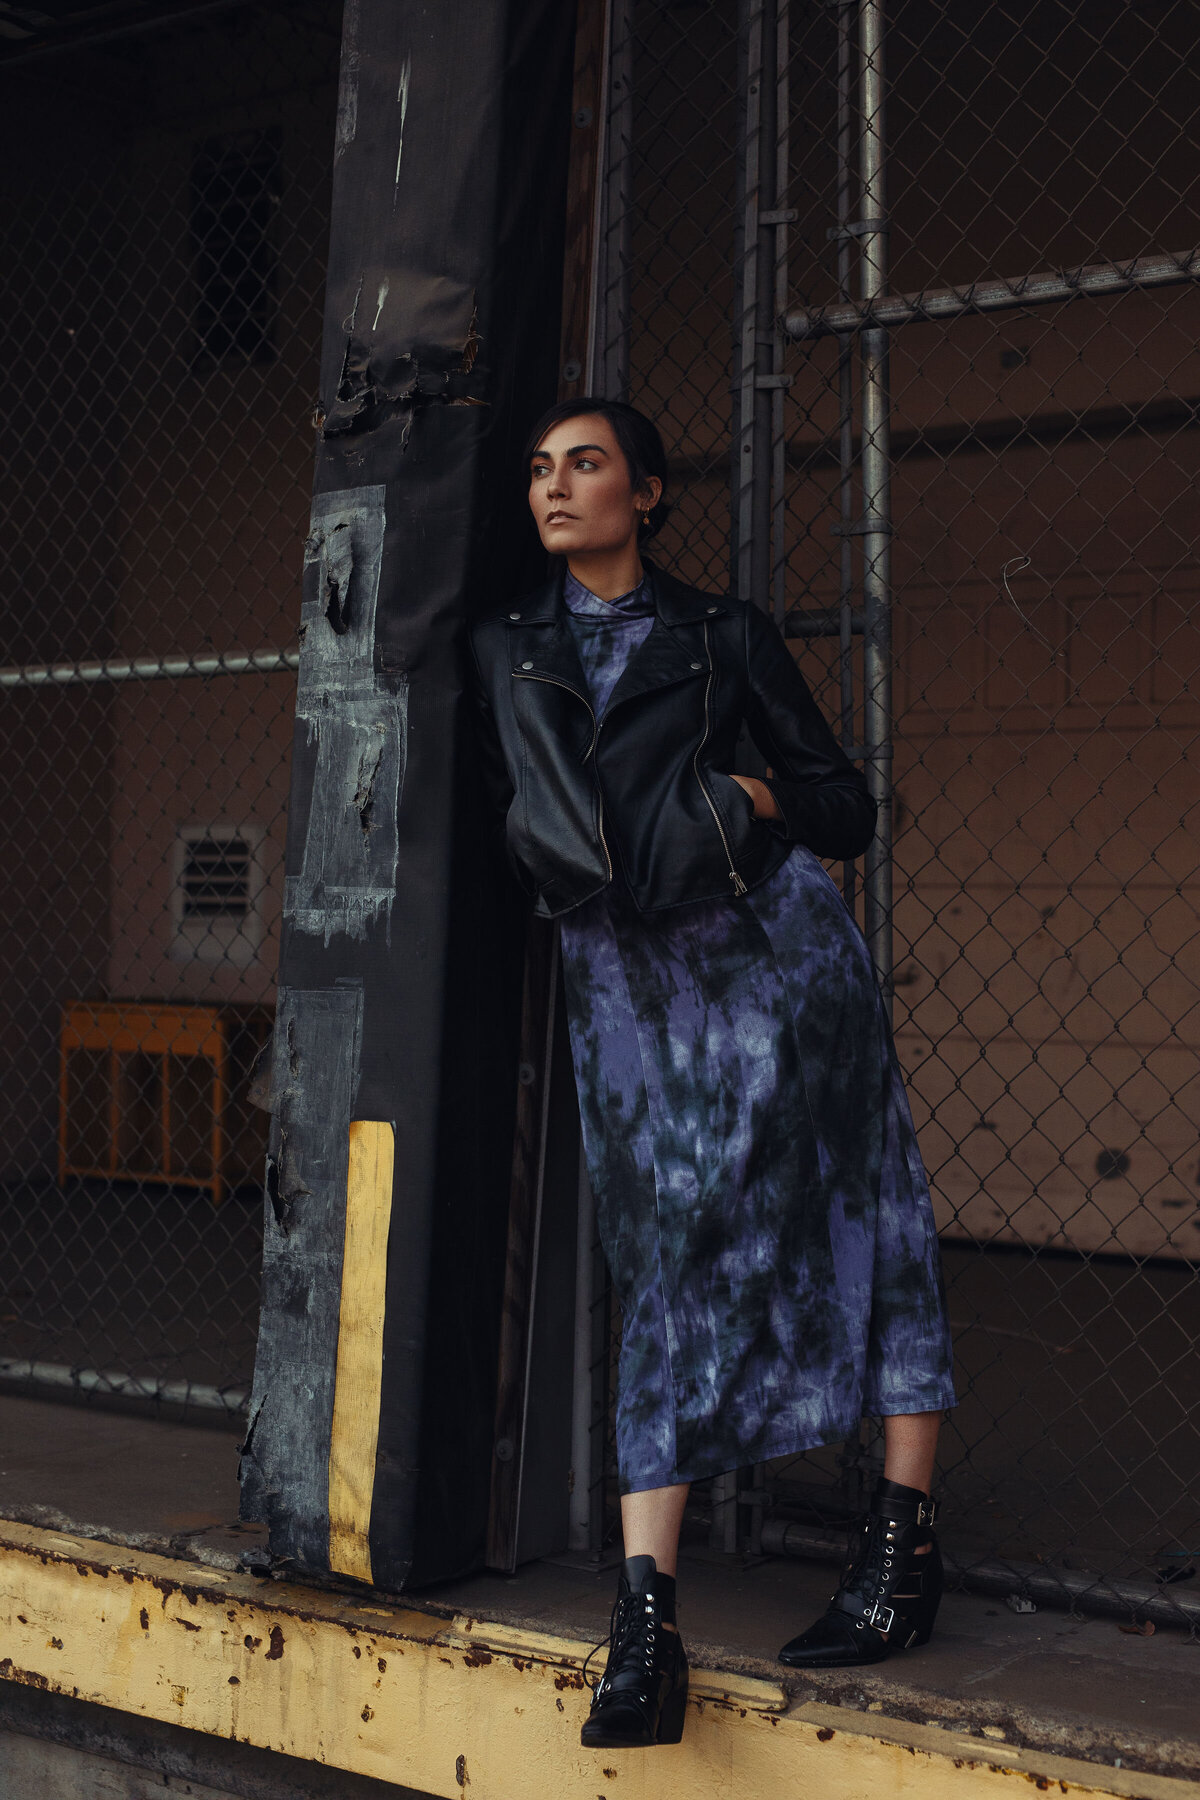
left=466, top=560, right=876, bottom=917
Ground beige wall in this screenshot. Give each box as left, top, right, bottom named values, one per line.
left=0, top=8, right=338, bottom=1174
left=627, top=1, right=1200, bottom=1259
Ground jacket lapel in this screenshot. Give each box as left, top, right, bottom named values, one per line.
left=505, top=568, right=590, bottom=700
left=501, top=560, right=731, bottom=713
left=600, top=615, right=705, bottom=715
left=602, top=562, right=728, bottom=715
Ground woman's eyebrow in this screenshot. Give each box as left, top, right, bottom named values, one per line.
left=530, top=442, right=608, bottom=462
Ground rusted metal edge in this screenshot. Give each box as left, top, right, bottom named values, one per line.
left=1, top=1519, right=1197, bottom=1800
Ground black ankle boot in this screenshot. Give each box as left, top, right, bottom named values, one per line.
left=580, top=1554, right=689, bottom=1749
left=778, top=1478, right=943, bottom=1668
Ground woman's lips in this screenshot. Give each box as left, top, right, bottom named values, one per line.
left=545, top=513, right=576, bottom=524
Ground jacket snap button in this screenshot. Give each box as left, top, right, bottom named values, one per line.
left=707, top=605, right=718, bottom=613
left=690, top=661, right=702, bottom=670
left=521, top=660, right=533, bottom=670
left=509, top=611, right=521, bottom=620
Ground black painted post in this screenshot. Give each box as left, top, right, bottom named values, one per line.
left=239, top=0, right=575, bottom=1591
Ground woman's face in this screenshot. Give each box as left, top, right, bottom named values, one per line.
left=528, top=414, right=660, bottom=556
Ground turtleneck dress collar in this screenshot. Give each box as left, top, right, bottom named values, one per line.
left=561, top=565, right=656, bottom=717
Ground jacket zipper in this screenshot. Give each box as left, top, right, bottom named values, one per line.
left=513, top=669, right=613, bottom=882
left=693, top=621, right=748, bottom=895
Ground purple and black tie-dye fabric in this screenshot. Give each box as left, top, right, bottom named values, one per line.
left=558, top=570, right=956, bottom=1494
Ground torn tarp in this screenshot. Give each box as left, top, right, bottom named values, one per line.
left=239, top=0, right=574, bottom=1590
left=240, top=982, right=363, bottom=1567
left=323, top=268, right=483, bottom=440
left=284, top=486, right=407, bottom=946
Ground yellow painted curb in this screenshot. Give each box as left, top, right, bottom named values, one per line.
left=0, top=1519, right=1194, bottom=1800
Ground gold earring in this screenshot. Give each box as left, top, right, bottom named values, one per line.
left=642, top=510, right=651, bottom=526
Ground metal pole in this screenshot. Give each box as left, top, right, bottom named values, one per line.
left=769, top=0, right=791, bottom=631
left=568, top=1141, right=596, bottom=1551
left=857, top=0, right=893, bottom=1011
left=731, top=0, right=764, bottom=600
left=750, top=1, right=778, bottom=610
left=833, top=0, right=857, bottom=912
left=0, top=647, right=299, bottom=690
left=601, top=0, right=634, bottom=400
left=785, top=247, right=1200, bottom=339
left=583, top=0, right=616, bottom=393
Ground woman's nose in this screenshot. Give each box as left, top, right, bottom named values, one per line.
left=546, top=464, right=568, bottom=498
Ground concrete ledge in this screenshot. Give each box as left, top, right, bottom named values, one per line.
left=0, top=1518, right=1195, bottom=1800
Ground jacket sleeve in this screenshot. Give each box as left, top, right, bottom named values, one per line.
left=741, top=601, right=878, bottom=861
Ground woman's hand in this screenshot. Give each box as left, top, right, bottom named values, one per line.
left=729, top=774, right=782, bottom=821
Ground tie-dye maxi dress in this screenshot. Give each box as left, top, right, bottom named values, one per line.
left=556, top=570, right=956, bottom=1496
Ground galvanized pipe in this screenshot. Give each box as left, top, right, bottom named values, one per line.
left=568, top=1142, right=596, bottom=1552
left=0, top=648, right=299, bottom=691
left=731, top=0, right=766, bottom=601
left=601, top=0, right=634, bottom=401
left=769, top=0, right=791, bottom=631
left=785, top=247, right=1200, bottom=340
left=857, top=0, right=893, bottom=1010
left=833, top=0, right=858, bottom=910
left=750, top=0, right=779, bottom=613
left=0, top=1356, right=247, bottom=1414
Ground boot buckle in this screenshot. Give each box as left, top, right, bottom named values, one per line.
left=866, top=1600, right=895, bottom=1633
left=917, top=1498, right=938, bottom=1526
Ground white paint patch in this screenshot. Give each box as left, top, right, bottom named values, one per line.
left=343, top=273, right=363, bottom=335
left=371, top=278, right=390, bottom=334
left=334, top=0, right=361, bottom=161
left=394, top=53, right=412, bottom=198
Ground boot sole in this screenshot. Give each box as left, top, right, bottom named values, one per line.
left=579, top=1673, right=689, bottom=1749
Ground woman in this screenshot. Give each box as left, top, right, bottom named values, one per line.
left=467, top=398, right=956, bottom=1752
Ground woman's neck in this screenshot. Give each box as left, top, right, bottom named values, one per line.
left=566, top=544, right=644, bottom=603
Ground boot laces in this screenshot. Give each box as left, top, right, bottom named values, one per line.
left=583, top=1588, right=658, bottom=1697
left=843, top=1512, right=893, bottom=1608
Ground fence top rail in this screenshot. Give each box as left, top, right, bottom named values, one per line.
left=0, top=647, right=300, bottom=691
left=784, top=250, right=1200, bottom=340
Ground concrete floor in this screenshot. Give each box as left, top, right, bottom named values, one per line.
left=5, top=1184, right=1199, bottom=1583
left=0, top=1391, right=1197, bottom=1784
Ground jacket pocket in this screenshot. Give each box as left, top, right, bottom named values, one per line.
left=707, top=769, right=763, bottom=846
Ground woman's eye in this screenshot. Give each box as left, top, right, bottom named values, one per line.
left=575, top=458, right=597, bottom=471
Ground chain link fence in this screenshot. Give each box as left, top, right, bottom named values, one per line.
left=604, top=0, right=1200, bottom=1620
left=0, top=0, right=341, bottom=1418
left=3, top=0, right=1198, bottom=1622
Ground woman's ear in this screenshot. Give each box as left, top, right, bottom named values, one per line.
left=635, top=475, right=663, bottom=514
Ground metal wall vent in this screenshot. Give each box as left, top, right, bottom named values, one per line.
left=172, top=824, right=265, bottom=965
left=180, top=835, right=252, bottom=921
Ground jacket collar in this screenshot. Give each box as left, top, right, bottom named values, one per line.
left=502, top=560, right=726, bottom=713
left=505, top=558, right=730, bottom=627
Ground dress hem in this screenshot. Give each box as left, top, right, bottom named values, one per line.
left=618, top=1383, right=958, bottom=1496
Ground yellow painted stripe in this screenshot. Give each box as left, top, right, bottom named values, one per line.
left=327, top=1119, right=395, bottom=1584
left=1, top=1521, right=1198, bottom=1800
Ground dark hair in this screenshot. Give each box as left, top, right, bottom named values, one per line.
left=522, top=396, right=671, bottom=542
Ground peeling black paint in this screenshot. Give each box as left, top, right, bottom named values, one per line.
left=239, top=984, right=363, bottom=1568
left=240, top=0, right=574, bottom=1591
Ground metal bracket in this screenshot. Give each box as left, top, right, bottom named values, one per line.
left=831, top=514, right=894, bottom=537
left=759, top=208, right=798, bottom=225
left=827, top=218, right=890, bottom=241
left=754, top=373, right=792, bottom=389
left=785, top=606, right=866, bottom=639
